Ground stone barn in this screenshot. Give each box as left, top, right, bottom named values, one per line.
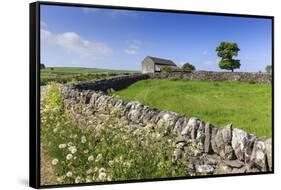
left=141, top=56, right=179, bottom=73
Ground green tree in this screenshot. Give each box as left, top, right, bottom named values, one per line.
left=218, top=59, right=240, bottom=72
left=265, top=65, right=272, bottom=73
left=216, top=42, right=240, bottom=72
left=182, top=63, right=196, bottom=72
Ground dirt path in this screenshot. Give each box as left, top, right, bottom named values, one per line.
left=40, top=86, right=58, bottom=185
left=40, top=145, right=57, bottom=185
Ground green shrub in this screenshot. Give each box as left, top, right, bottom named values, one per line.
left=213, top=82, right=220, bottom=86
left=170, top=77, right=180, bottom=81
left=182, top=63, right=196, bottom=72
left=265, top=65, right=272, bottom=73
left=248, top=80, right=256, bottom=84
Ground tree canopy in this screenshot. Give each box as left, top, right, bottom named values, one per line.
left=182, top=63, right=196, bottom=72
left=216, top=42, right=240, bottom=72
left=218, top=59, right=240, bottom=72
left=265, top=65, right=272, bottom=73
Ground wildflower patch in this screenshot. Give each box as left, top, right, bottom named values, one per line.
left=41, top=83, right=187, bottom=185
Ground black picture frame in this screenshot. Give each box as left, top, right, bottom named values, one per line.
left=29, top=1, right=274, bottom=188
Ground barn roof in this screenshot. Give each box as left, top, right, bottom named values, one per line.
left=146, top=56, right=176, bottom=66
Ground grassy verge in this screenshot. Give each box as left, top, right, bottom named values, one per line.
left=113, top=79, right=272, bottom=137
left=41, top=83, right=187, bottom=185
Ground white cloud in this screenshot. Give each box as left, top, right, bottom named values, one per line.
left=125, top=49, right=137, bottom=55
left=41, top=29, right=51, bottom=40
left=41, top=29, right=112, bottom=59
left=124, top=40, right=141, bottom=55
left=41, top=21, right=47, bottom=28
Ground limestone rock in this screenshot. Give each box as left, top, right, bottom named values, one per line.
left=141, top=109, right=154, bottom=124
left=196, top=121, right=205, bottom=143
left=224, top=160, right=244, bottom=168
left=204, top=154, right=221, bottom=166
left=231, top=167, right=247, bottom=174
left=174, top=117, right=188, bottom=134
left=195, top=164, right=214, bottom=174
left=162, top=113, right=179, bottom=134
left=231, top=128, right=256, bottom=163
left=181, top=117, right=200, bottom=138
left=215, top=163, right=233, bottom=174
left=250, top=138, right=268, bottom=171
left=265, top=138, right=272, bottom=171
left=211, top=124, right=235, bottom=160
left=204, top=123, right=213, bottom=153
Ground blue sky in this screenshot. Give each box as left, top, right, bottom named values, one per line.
left=40, top=5, right=272, bottom=72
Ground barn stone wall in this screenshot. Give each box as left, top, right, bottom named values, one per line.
left=149, top=71, right=272, bottom=83
left=60, top=74, right=272, bottom=175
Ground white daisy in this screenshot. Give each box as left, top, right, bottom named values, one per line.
left=81, top=136, right=87, bottom=143
left=108, top=160, right=114, bottom=167
left=68, top=146, right=77, bottom=154
left=88, top=155, right=94, bottom=161
left=75, top=176, right=81, bottom=183
left=66, top=154, right=73, bottom=160
left=66, top=171, right=72, bottom=177
left=98, top=172, right=107, bottom=181
left=58, top=144, right=67, bottom=149
left=86, top=169, right=92, bottom=174
left=51, top=158, right=59, bottom=165
left=95, top=153, right=103, bottom=162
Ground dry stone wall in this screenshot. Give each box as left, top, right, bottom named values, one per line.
left=149, top=71, right=272, bottom=83
left=70, top=74, right=149, bottom=92
left=60, top=74, right=272, bottom=175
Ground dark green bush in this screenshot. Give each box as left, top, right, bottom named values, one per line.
left=182, top=63, right=196, bottom=72
left=249, top=80, right=256, bottom=84
left=213, top=82, right=220, bottom=86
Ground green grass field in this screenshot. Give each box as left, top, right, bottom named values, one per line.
left=113, top=79, right=272, bottom=137
left=41, top=67, right=139, bottom=85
